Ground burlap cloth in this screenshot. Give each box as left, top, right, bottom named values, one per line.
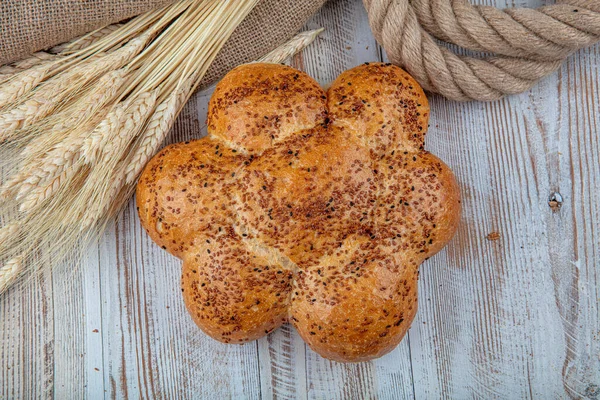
left=0, top=0, right=326, bottom=87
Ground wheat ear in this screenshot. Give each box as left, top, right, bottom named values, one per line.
left=80, top=108, right=127, bottom=165
left=50, top=34, right=148, bottom=98
left=64, top=69, right=127, bottom=123
left=82, top=91, right=156, bottom=164
left=0, top=257, right=23, bottom=294
left=108, top=91, right=158, bottom=158
left=0, top=33, right=143, bottom=110
left=258, top=28, right=324, bottom=63
left=0, top=52, right=58, bottom=76
left=0, top=65, right=50, bottom=110
left=0, top=223, right=19, bottom=247
left=95, top=33, right=150, bottom=71
left=80, top=91, right=158, bottom=228
left=16, top=101, right=125, bottom=213
left=15, top=83, right=155, bottom=210
left=2, top=120, right=91, bottom=201
left=16, top=69, right=127, bottom=158
left=125, top=82, right=192, bottom=184
left=50, top=24, right=124, bottom=54
left=0, top=79, right=70, bottom=135
left=19, top=105, right=123, bottom=213
left=17, top=136, right=87, bottom=212
left=0, top=70, right=127, bottom=201
left=0, top=68, right=127, bottom=141
left=0, top=76, right=83, bottom=135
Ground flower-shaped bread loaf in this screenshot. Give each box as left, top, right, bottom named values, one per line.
left=136, top=63, right=460, bottom=362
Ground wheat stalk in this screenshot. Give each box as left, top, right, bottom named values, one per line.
left=81, top=166, right=128, bottom=231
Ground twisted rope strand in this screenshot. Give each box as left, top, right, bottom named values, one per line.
left=364, top=0, right=600, bottom=100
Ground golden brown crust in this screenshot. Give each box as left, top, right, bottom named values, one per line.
left=136, top=62, right=461, bottom=362
left=207, top=63, right=327, bottom=153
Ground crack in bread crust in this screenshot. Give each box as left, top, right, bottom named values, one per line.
left=229, top=203, right=299, bottom=274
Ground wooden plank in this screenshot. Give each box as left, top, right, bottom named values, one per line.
left=556, top=44, right=600, bottom=398
left=404, top=36, right=600, bottom=400
left=51, top=248, right=105, bottom=399
left=0, top=271, right=54, bottom=399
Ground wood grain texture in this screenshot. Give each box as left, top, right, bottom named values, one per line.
left=1, top=0, right=599, bottom=399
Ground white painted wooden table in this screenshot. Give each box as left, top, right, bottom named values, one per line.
left=2, top=0, right=599, bottom=398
